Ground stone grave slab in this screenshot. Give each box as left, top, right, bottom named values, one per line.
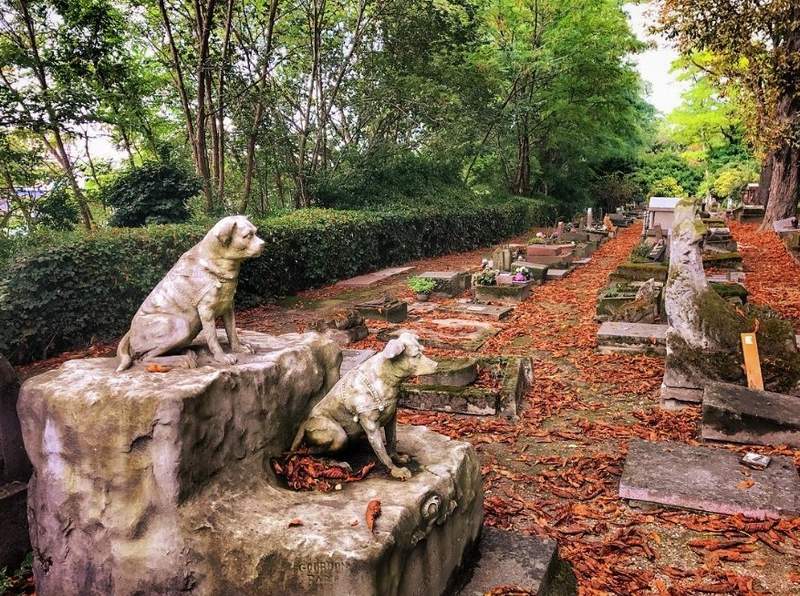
left=401, top=357, right=533, bottom=420
left=455, top=527, right=572, bottom=596
left=420, top=271, right=471, bottom=297
left=619, top=440, right=800, bottom=519
left=441, top=303, right=514, bottom=321
left=574, top=257, right=592, bottom=266
left=475, top=281, right=533, bottom=305
left=513, top=262, right=548, bottom=281
left=418, top=358, right=478, bottom=387
left=337, top=266, right=414, bottom=288
left=545, top=268, right=572, bottom=281
left=702, top=382, right=800, bottom=448
left=597, top=322, right=667, bottom=355
left=408, top=301, right=438, bottom=315
left=379, top=319, right=499, bottom=351
left=660, top=385, right=703, bottom=410
left=340, top=348, right=376, bottom=375
left=354, top=298, right=408, bottom=323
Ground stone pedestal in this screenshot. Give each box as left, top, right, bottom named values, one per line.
left=420, top=271, right=471, bottom=297
left=19, top=331, right=482, bottom=595
left=19, top=331, right=341, bottom=596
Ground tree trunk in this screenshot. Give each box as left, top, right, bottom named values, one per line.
left=511, top=119, right=531, bottom=196
left=761, top=142, right=799, bottom=229
left=756, top=151, right=774, bottom=206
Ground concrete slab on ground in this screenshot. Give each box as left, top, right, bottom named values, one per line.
left=574, top=257, right=592, bottom=266
left=597, top=322, right=667, bottom=355
left=456, top=527, right=574, bottom=596
left=702, top=382, right=800, bottom=448
left=660, top=385, right=703, bottom=410
left=379, top=319, right=499, bottom=351
left=545, top=268, right=573, bottom=281
left=408, top=301, right=438, bottom=315
left=619, top=440, right=800, bottom=519
left=337, top=266, right=414, bottom=288
left=441, top=303, right=515, bottom=321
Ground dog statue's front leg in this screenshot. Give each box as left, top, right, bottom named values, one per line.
left=222, top=309, right=253, bottom=354
left=384, top=414, right=411, bottom=465
left=200, top=305, right=237, bottom=365
left=361, top=414, right=411, bottom=480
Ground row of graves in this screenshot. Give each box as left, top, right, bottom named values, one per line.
left=0, top=212, right=633, bottom=596
left=597, top=197, right=746, bottom=356
left=608, top=200, right=800, bottom=523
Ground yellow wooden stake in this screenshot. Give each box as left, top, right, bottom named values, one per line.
left=740, top=332, right=764, bottom=391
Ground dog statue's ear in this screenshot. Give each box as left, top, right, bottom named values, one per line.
left=383, top=339, right=406, bottom=360
left=216, top=219, right=238, bottom=247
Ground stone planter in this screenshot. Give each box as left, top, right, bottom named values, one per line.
left=610, top=262, right=668, bottom=283
left=474, top=281, right=533, bottom=304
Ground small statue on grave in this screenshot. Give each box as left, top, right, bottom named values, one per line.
left=116, top=216, right=265, bottom=371
left=291, top=332, right=438, bottom=480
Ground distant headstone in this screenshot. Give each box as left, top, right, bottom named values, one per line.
left=586, top=208, right=593, bottom=229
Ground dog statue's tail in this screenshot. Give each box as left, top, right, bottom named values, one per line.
left=116, top=332, right=133, bottom=372
left=290, top=422, right=307, bottom=452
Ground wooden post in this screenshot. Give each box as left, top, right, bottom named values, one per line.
left=740, top=333, right=764, bottom=390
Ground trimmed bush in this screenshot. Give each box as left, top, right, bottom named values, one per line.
left=0, top=200, right=555, bottom=363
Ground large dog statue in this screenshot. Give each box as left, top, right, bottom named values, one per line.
left=116, top=215, right=265, bottom=371
left=291, top=332, right=438, bottom=480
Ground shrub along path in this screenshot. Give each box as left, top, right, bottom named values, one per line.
left=14, top=222, right=800, bottom=594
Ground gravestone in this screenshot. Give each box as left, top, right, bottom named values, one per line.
left=354, top=298, right=408, bottom=323
left=420, top=271, right=471, bottom=297
left=19, top=330, right=484, bottom=595
left=545, top=268, right=571, bottom=281
left=491, top=249, right=513, bottom=272
left=440, top=303, right=514, bottom=321
left=474, top=281, right=533, bottom=305
left=702, top=382, right=800, bottom=448
left=0, top=355, right=31, bottom=571
left=586, top=208, right=593, bottom=229
left=418, top=358, right=478, bottom=387
left=620, top=440, right=800, bottom=519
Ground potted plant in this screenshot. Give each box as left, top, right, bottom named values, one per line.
left=512, top=266, right=533, bottom=283
left=407, top=276, right=437, bottom=301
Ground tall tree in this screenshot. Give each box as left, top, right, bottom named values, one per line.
left=657, top=0, right=800, bottom=228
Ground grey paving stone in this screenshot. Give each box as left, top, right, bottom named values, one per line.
left=619, top=440, right=800, bottom=519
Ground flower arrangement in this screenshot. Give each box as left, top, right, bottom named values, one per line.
left=512, top=265, right=534, bottom=281
left=528, top=236, right=546, bottom=244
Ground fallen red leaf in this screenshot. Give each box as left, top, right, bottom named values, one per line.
left=366, top=499, right=381, bottom=533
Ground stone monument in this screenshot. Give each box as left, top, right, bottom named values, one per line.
left=19, top=219, right=483, bottom=595
left=663, top=200, right=800, bottom=398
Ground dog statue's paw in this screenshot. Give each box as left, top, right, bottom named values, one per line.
left=392, top=453, right=411, bottom=465
left=390, top=466, right=412, bottom=481
left=232, top=342, right=256, bottom=355
left=215, top=353, right=238, bottom=366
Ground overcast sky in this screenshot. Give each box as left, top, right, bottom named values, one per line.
left=624, top=2, right=688, bottom=115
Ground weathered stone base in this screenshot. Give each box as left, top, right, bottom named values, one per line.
left=475, top=282, right=533, bottom=305
left=355, top=299, right=408, bottom=323
left=545, top=268, right=573, bottom=281
left=597, top=322, right=667, bottom=355
left=19, top=330, right=343, bottom=596
left=420, top=271, right=471, bottom=297
left=455, top=527, right=575, bottom=596
left=182, top=425, right=483, bottom=596
left=702, top=382, right=800, bottom=448
left=620, top=440, right=800, bottom=519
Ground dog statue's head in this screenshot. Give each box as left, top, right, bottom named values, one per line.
left=382, top=332, right=438, bottom=377
left=209, top=215, right=265, bottom=260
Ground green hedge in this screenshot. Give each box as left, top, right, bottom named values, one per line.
left=0, top=200, right=556, bottom=363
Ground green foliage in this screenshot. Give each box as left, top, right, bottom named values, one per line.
left=407, top=276, right=437, bottom=294
left=473, top=269, right=497, bottom=286
left=103, top=161, right=200, bottom=227
left=632, top=151, right=703, bottom=197
left=0, top=199, right=553, bottom=363
left=711, top=163, right=758, bottom=202
left=35, top=181, right=80, bottom=231
left=649, top=176, right=686, bottom=199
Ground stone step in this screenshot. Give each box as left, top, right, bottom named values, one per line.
left=597, top=322, right=667, bottom=355
left=702, top=382, right=800, bottom=448
left=619, top=440, right=800, bottom=519
left=456, top=527, right=575, bottom=596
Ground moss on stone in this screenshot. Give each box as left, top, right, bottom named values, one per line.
left=710, top=282, right=748, bottom=302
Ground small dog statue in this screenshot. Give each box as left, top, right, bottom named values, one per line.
left=291, top=332, right=438, bottom=480
left=116, top=215, right=265, bottom=371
